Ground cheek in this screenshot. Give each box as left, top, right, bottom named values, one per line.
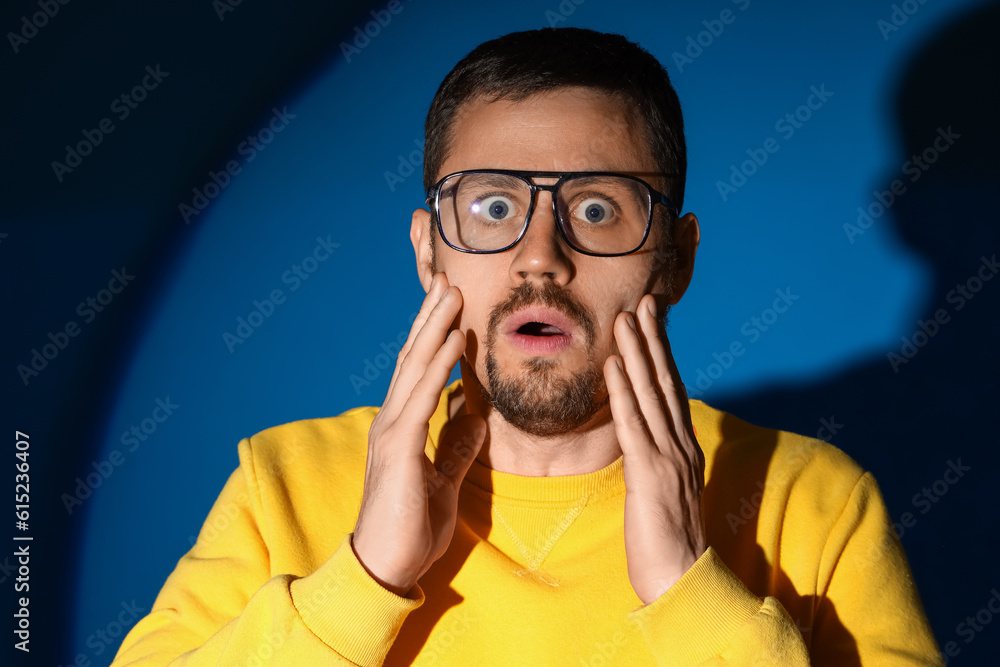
left=587, top=278, right=649, bottom=348
left=459, top=303, right=490, bottom=343
left=464, top=310, right=489, bottom=369
left=436, top=261, right=502, bottom=344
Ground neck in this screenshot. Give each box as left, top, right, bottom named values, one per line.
left=454, top=359, right=624, bottom=477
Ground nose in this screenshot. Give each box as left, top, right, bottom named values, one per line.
left=508, top=188, right=574, bottom=286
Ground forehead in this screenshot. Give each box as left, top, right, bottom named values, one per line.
left=438, top=86, right=657, bottom=177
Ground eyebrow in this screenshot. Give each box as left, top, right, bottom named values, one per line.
left=565, top=175, right=608, bottom=187
left=566, top=175, right=644, bottom=193
left=467, top=173, right=526, bottom=189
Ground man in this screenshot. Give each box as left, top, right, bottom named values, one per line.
left=113, top=28, right=941, bottom=665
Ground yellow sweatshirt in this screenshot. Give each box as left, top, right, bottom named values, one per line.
left=112, top=380, right=942, bottom=665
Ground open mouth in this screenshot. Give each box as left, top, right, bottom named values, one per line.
left=503, top=307, right=576, bottom=355
left=517, top=322, right=567, bottom=337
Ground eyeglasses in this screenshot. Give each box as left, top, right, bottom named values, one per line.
left=425, top=169, right=679, bottom=257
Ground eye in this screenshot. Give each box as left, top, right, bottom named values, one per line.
left=574, top=197, right=612, bottom=224
left=474, top=195, right=516, bottom=222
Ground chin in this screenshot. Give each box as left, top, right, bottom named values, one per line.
left=480, top=349, right=609, bottom=437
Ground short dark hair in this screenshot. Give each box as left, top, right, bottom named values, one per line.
left=423, top=27, right=687, bottom=211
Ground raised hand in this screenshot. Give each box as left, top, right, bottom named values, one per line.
left=604, top=293, right=707, bottom=605
left=352, top=273, right=486, bottom=596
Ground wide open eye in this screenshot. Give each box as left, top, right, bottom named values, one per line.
left=573, top=197, right=613, bottom=224
left=474, top=195, right=517, bottom=222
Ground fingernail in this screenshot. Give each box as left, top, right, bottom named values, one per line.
left=615, top=357, right=624, bottom=372
left=626, top=314, right=636, bottom=330
left=646, top=298, right=657, bottom=319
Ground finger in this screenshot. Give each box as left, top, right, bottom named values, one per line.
left=386, top=272, right=449, bottom=397
left=637, top=295, right=703, bottom=481
left=391, top=284, right=462, bottom=397
left=603, top=353, right=656, bottom=460
left=613, top=311, right=672, bottom=446
left=383, top=284, right=463, bottom=422
left=395, top=327, right=468, bottom=436
left=636, top=294, right=694, bottom=437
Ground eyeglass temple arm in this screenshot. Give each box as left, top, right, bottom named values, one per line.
left=656, top=193, right=680, bottom=217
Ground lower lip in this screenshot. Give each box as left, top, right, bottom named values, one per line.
left=505, top=332, right=573, bottom=356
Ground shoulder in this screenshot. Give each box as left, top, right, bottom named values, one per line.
left=230, top=378, right=461, bottom=488
left=236, top=378, right=462, bottom=472
left=690, top=400, right=885, bottom=593
left=237, top=405, right=380, bottom=484
left=690, top=399, right=868, bottom=514
left=248, top=405, right=380, bottom=448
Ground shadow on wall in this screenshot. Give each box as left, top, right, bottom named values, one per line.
left=713, top=2, right=999, bottom=660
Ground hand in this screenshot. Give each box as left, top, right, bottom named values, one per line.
left=603, top=293, right=707, bottom=605
left=352, top=273, right=486, bottom=596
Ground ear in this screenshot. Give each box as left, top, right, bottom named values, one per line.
left=411, top=207, right=435, bottom=293
left=668, top=212, right=700, bottom=305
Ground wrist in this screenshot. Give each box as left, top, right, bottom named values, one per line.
left=350, top=534, right=418, bottom=597
left=635, top=547, right=706, bottom=605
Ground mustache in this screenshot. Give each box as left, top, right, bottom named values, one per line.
left=485, top=282, right=596, bottom=347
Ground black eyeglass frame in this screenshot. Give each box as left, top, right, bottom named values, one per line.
left=425, top=169, right=679, bottom=258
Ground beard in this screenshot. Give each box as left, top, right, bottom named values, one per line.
left=480, top=281, right=610, bottom=437
left=461, top=222, right=677, bottom=437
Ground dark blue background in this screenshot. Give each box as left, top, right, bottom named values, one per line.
left=1, top=0, right=997, bottom=664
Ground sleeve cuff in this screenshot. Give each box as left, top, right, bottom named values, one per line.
left=290, top=533, right=424, bottom=666
left=627, top=546, right=764, bottom=664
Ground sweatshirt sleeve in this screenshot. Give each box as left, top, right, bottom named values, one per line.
left=111, top=438, right=424, bottom=667
left=627, top=471, right=942, bottom=665
left=627, top=547, right=810, bottom=665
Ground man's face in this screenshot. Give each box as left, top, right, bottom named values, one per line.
left=412, top=87, right=693, bottom=437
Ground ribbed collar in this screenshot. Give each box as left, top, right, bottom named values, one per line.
left=464, top=454, right=624, bottom=505
left=429, top=380, right=626, bottom=506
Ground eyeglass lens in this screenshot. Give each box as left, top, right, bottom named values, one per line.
left=438, top=173, right=650, bottom=254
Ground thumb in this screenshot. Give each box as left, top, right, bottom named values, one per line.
left=435, top=413, right=486, bottom=486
